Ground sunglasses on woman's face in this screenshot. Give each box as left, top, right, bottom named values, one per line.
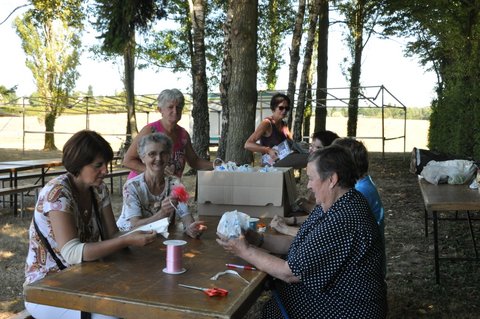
left=278, top=106, right=290, bottom=112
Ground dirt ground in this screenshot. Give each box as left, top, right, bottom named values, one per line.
left=1, top=149, right=479, bottom=318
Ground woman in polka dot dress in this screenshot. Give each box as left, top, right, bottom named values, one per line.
left=217, top=145, right=387, bottom=318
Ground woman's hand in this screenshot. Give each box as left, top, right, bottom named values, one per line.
left=124, top=230, right=157, bottom=247
left=164, top=164, right=175, bottom=176
left=155, top=197, right=175, bottom=220
left=267, top=148, right=279, bottom=161
left=270, top=215, right=289, bottom=232
left=216, top=232, right=249, bottom=257
left=185, top=221, right=207, bottom=238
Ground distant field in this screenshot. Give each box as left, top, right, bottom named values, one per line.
left=0, top=113, right=428, bottom=153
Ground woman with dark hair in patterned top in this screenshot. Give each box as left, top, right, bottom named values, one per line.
left=217, top=145, right=387, bottom=318
left=24, top=130, right=157, bottom=319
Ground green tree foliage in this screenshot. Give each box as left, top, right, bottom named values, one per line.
left=92, top=0, right=167, bottom=144
left=140, top=0, right=226, bottom=89
left=0, top=85, right=18, bottom=103
left=286, top=0, right=306, bottom=129
left=336, top=0, right=383, bottom=137
left=257, top=0, right=294, bottom=90
left=381, top=0, right=480, bottom=158
left=14, top=1, right=83, bottom=150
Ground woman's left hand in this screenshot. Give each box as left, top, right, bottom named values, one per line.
left=216, top=233, right=249, bottom=256
left=185, top=221, right=207, bottom=238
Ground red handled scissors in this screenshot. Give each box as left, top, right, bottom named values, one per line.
left=178, top=283, right=228, bottom=297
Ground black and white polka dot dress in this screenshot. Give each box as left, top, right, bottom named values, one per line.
left=262, top=189, right=387, bottom=318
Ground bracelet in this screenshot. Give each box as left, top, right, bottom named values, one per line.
left=292, top=216, right=297, bottom=226
left=258, top=233, right=265, bottom=247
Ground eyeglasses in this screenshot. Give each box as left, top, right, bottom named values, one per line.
left=278, top=106, right=290, bottom=112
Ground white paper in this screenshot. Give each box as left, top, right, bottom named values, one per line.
left=120, top=217, right=170, bottom=238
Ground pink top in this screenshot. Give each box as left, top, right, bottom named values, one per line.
left=128, top=120, right=189, bottom=179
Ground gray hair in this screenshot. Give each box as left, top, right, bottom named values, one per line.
left=308, top=144, right=358, bottom=189
left=137, top=132, right=173, bottom=158
left=157, top=89, right=185, bottom=110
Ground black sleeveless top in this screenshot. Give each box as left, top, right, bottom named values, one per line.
left=259, top=117, right=288, bottom=147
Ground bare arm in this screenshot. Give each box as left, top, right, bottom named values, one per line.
left=122, top=125, right=152, bottom=173
left=259, top=232, right=294, bottom=254
left=181, top=214, right=207, bottom=238
left=184, top=134, right=213, bottom=170
left=49, top=210, right=157, bottom=262
left=244, top=120, right=278, bottom=159
left=217, top=234, right=299, bottom=283
left=270, top=216, right=300, bottom=237
left=128, top=197, right=174, bottom=229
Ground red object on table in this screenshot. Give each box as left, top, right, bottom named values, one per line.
left=178, top=284, right=228, bottom=297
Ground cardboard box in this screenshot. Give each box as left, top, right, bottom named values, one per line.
left=197, top=167, right=297, bottom=218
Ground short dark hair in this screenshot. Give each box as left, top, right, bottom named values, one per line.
left=312, top=130, right=339, bottom=147
left=332, top=137, right=369, bottom=176
left=308, top=144, right=358, bottom=188
left=270, top=93, right=290, bottom=111
left=137, top=132, right=173, bottom=158
left=62, top=130, right=113, bottom=176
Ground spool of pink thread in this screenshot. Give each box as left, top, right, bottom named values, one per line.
left=163, top=240, right=187, bottom=274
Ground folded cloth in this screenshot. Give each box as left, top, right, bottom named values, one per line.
left=120, top=217, right=169, bottom=238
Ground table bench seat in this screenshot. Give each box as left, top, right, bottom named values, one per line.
left=106, top=169, right=130, bottom=193
left=0, top=184, right=41, bottom=217
left=0, top=169, right=67, bottom=186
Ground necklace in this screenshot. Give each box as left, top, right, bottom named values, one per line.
left=67, top=174, right=92, bottom=222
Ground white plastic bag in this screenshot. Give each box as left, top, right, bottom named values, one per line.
left=217, top=210, right=250, bottom=238
left=420, top=159, right=476, bottom=185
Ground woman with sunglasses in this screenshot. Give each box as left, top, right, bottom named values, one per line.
left=244, top=93, right=308, bottom=168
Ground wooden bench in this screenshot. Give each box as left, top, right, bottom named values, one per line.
left=0, top=168, right=67, bottom=187
left=0, top=184, right=41, bottom=217
left=106, top=169, right=130, bottom=194
left=10, top=309, right=34, bottom=319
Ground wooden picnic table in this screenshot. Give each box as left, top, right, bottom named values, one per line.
left=0, top=159, right=63, bottom=214
left=24, top=216, right=268, bottom=319
left=418, top=178, right=480, bottom=283
left=0, top=158, right=63, bottom=186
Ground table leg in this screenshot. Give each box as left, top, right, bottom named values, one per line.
left=42, top=168, right=46, bottom=186
left=433, top=210, right=440, bottom=284
left=466, top=211, right=479, bottom=259
left=424, top=207, right=429, bottom=237
left=13, top=171, right=18, bottom=216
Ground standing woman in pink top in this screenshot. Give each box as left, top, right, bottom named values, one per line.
left=123, top=89, right=213, bottom=179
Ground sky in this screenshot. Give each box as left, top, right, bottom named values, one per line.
left=0, top=1, right=437, bottom=108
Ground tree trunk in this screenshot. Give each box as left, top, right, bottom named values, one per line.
left=43, top=111, right=57, bottom=150
left=265, top=0, right=280, bottom=90
left=293, top=0, right=320, bottom=142
left=189, top=0, right=210, bottom=161
left=218, top=6, right=234, bottom=161
left=303, top=68, right=314, bottom=139
left=314, top=0, right=329, bottom=133
left=347, top=0, right=364, bottom=137
left=226, top=0, right=257, bottom=164
left=286, top=0, right=306, bottom=130
left=124, top=34, right=138, bottom=146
